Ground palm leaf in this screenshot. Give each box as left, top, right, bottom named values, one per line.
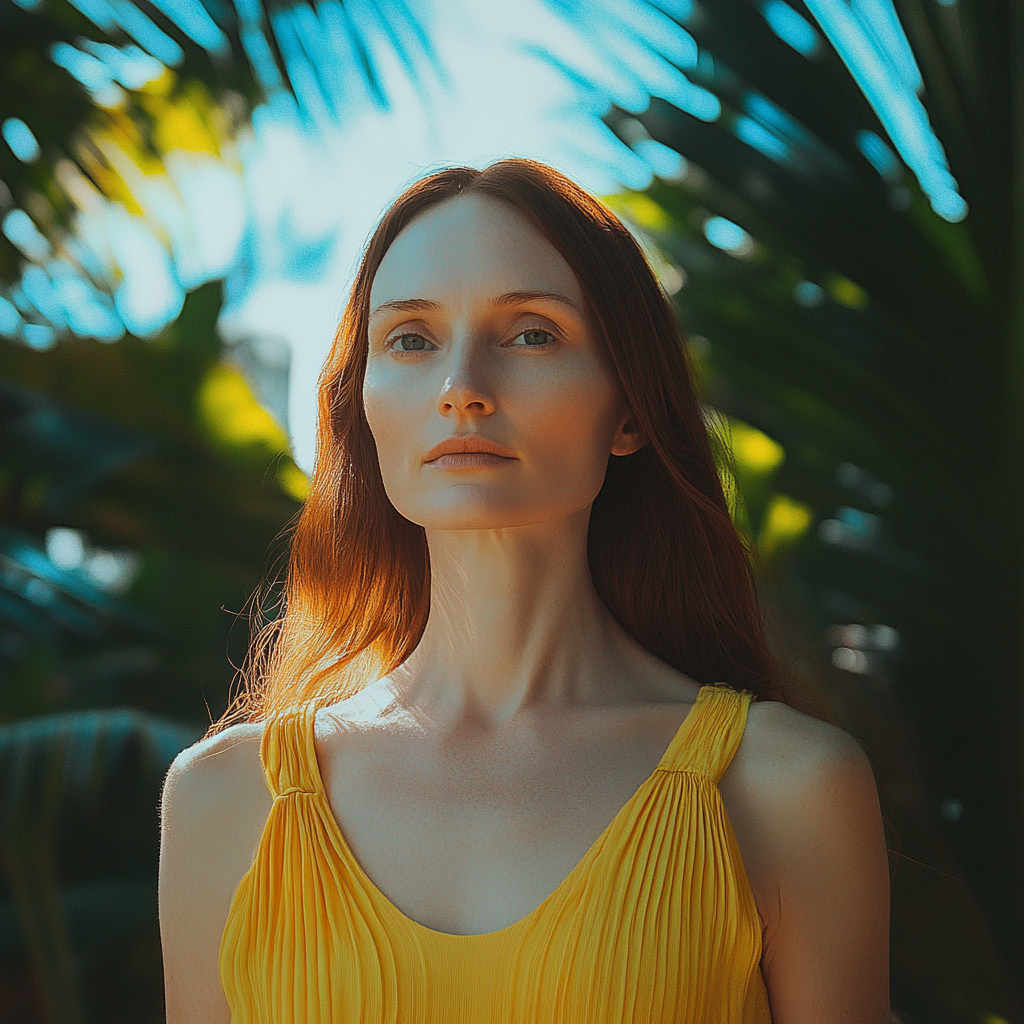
left=581, top=1, right=1021, bottom=1019
left=0, top=708, right=198, bottom=1023
left=0, top=0, right=440, bottom=304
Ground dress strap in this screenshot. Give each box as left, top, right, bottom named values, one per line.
left=258, top=701, right=319, bottom=798
left=660, top=684, right=754, bottom=781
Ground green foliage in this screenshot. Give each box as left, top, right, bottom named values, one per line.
left=0, top=709, right=198, bottom=1023
left=0, top=1, right=1020, bottom=1022
left=0, top=280, right=302, bottom=1020
left=603, top=2, right=1022, bottom=1020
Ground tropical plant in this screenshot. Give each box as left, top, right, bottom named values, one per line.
left=0, top=0, right=1020, bottom=1022
left=0, top=708, right=198, bottom=1023
left=594, top=1, right=1021, bottom=1021
left=0, top=278, right=308, bottom=1019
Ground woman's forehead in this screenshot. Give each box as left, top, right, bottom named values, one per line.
left=369, top=193, right=583, bottom=312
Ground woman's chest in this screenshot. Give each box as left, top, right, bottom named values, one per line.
left=220, top=694, right=772, bottom=1023
left=313, top=708, right=690, bottom=935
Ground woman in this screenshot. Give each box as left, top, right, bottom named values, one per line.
left=159, top=159, right=890, bottom=1023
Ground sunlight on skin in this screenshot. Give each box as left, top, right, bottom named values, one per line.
left=361, top=193, right=667, bottom=728
left=365, top=195, right=628, bottom=531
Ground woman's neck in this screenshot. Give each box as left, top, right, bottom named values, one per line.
left=390, top=507, right=639, bottom=727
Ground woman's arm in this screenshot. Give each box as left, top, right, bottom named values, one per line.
left=158, top=723, right=272, bottom=1024
left=720, top=701, right=891, bottom=1024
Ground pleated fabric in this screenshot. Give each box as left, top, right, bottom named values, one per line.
left=219, top=683, right=772, bottom=1023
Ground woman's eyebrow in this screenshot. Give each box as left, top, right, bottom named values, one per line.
left=368, top=291, right=581, bottom=321
left=369, top=297, right=442, bottom=320
left=490, top=290, right=581, bottom=313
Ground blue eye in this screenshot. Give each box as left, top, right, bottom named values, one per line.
left=514, top=329, right=555, bottom=347
left=394, top=333, right=432, bottom=351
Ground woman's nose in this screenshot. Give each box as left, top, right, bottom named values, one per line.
left=437, top=340, right=496, bottom=417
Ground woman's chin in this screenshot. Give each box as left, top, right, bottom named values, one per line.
left=407, top=500, right=579, bottom=533
left=418, top=512, right=546, bottom=532
left=417, top=508, right=598, bottom=537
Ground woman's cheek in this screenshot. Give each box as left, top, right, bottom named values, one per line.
left=521, top=377, right=619, bottom=497
left=363, top=377, right=415, bottom=495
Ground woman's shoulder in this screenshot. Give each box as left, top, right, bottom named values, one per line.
left=159, top=720, right=275, bottom=1024
left=719, top=697, right=886, bottom=942
left=161, top=718, right=274, bottom=880
left=722, top=698, right=890, bottom=1018
left=721, top=696, right=881, bottom=861
left=164, top=718, right=269, bottom=798
left=739, top=697, right=868, bottom=780
left=160, top=719, right=275, bottom=920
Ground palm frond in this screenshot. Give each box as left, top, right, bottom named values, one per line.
left=541, top=0, right=1023, bottom=1017
left=0, top=707, right=198, bottom=1024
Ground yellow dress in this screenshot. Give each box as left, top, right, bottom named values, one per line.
left=219, top=683, right=773, bottom=1023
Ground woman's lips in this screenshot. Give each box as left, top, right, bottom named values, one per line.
left=426, top=452, right=516, bottom=468
left=423, top=435, right=518, bottom=464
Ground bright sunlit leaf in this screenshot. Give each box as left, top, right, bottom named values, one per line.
left=758, top=493, right=813, bottom=560
left=605, top=192, right=673, bottom=232
left=197, top=363, right=291, bottom=455
left=729, top=419, right=785, bottom=474
left=277, top=459, right=310, bottom=501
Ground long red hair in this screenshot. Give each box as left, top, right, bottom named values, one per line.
left=210, top=158, right=789, bottom=733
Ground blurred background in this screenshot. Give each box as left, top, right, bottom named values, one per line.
left=0, top=0, right=1021, bottom=1020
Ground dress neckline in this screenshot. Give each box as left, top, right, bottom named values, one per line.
left=303, top=684, right=719, bottom=940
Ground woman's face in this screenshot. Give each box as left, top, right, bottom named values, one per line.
left=363, top=193, right=639, bottom=531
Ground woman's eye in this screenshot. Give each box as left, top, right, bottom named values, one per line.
left=392, top=333, right=434, bottom=352
left=511, top=329, right=555, bottom=347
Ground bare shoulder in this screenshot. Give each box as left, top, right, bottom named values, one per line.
left=159, top=720, right=274, bottom=1024
left=161, top=719, right=274, bottom=857
left=719, top=699, right=886, bottom=908
left=723, top=705, right=890, bottom=1022
left=164, top=719, right=270, bottom=799
left=731, top=698, right=872, bottom=793
left=160, top=717, right=274, bottom=897
left=718, top=698, right=883, bottom=906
